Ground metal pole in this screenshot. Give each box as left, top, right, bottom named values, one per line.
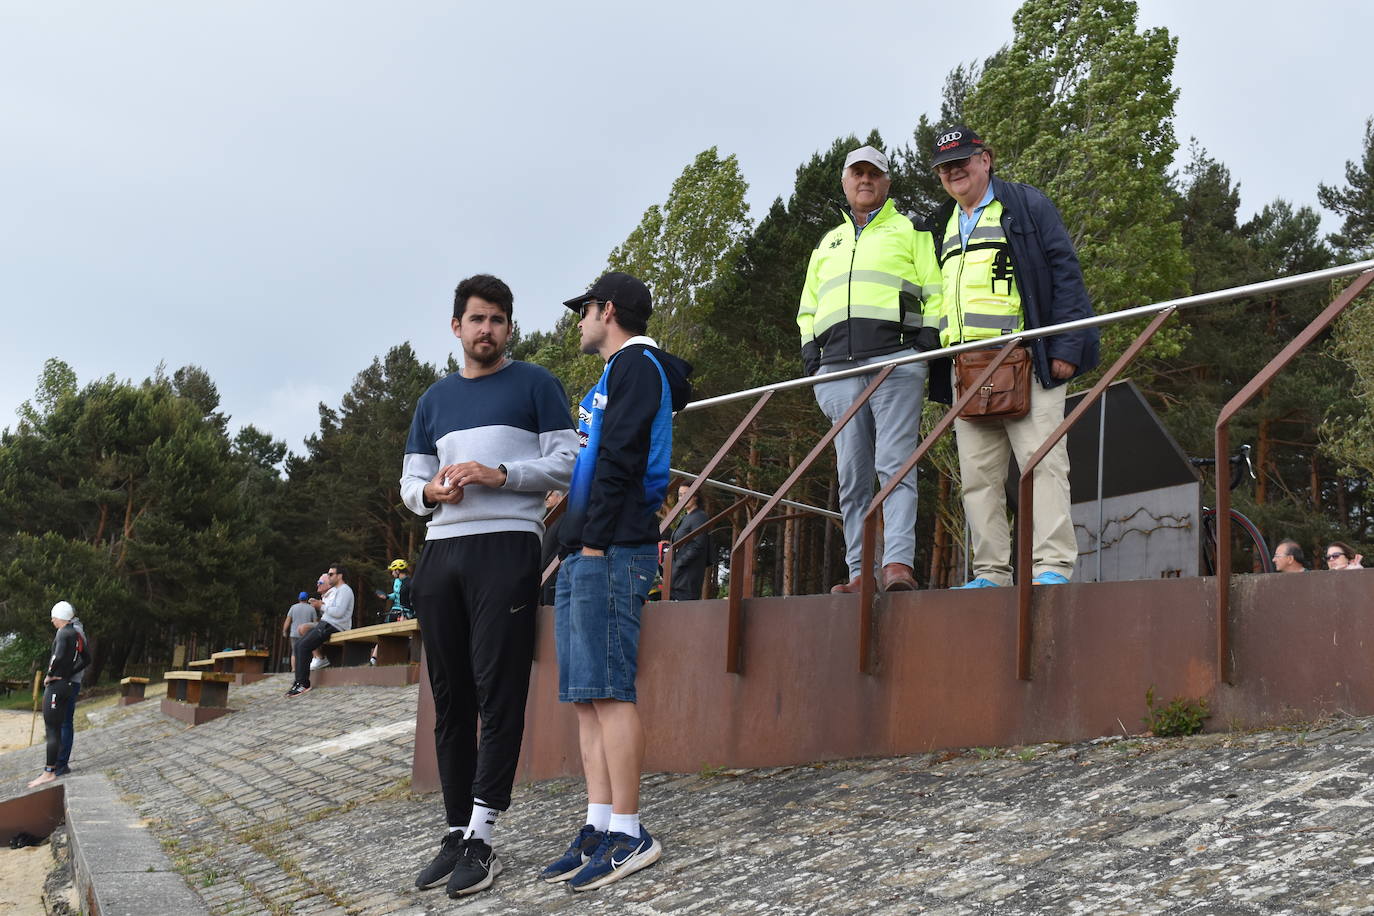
left=1096, top=391, right=1107, bottom=583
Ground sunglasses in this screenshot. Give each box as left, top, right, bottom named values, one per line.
left=579, top=300, right=603, bottom=319
left=934, top=152, right=984, bottom=174
left=1326, top=553, right=1348, bottom=561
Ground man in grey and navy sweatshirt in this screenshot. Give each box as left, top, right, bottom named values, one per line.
left=400, top=274, right=577, bottom=899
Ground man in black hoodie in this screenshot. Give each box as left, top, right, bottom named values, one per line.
left=542, top=272, right=692, bottom=893
left=27, top=600, right=90, bottom=788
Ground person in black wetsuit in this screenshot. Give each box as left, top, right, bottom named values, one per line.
left=27, top=601, right=90, bottom=789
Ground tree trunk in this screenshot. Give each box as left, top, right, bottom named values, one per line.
left=782, top=513, right=795, bottom=597
left=1310, top=452, right=1321, bottom=511
left=1256, top=405, right=1270, bottom=505
left=929, top=471, right=951, bottom=589
left=822, top=477, right=838, bottom=587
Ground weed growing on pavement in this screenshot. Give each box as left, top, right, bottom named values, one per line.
left=1143, top=686, right=1209, bottom=737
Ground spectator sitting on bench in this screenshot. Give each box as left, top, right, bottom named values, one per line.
left=287, top=564, right=354, bottom=697
left=302, top=572, right=331, bottom=667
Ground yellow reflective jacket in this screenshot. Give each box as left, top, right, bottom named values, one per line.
left=797, top=199, right=943, bottom=372
left=937, top=198, right=1024, bottom=346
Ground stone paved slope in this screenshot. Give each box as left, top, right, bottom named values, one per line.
left=4, top=676, right=1374, bottom=914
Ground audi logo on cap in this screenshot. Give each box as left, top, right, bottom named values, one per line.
left=937, top=131, right=963, bottom=146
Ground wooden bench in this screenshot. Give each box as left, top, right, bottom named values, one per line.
left=210, top=649, right=270, bottom=685
left=328, top=619, right=420, bottom=665
left=118, top=676, right=149, bottom=706
left=187, top=658, right=214, bottom=670
left=313, top=619, right=421, bottom=687
left=160, top=671, right=235, bottom=725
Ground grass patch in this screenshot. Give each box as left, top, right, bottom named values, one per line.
left=0, top=690, right=39, bottom=711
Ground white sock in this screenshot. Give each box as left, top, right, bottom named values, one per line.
left=448, top=825, right=463, bottom=834
left=586, top=802, right=612, bottom=831
left=465, top=800, right=500, bottom=844
left=608, top=812, right=640, bottom=839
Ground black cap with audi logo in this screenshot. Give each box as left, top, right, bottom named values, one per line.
left=931, top=125, right=986, bottom=168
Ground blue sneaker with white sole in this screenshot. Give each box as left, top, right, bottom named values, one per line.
left=539, top=824, right=604, bottom=883
left=568, top=826, right=662, bottom=891
left=1031, top=571, right=1070, bottom=585
left=954, top=577, right=1002, bottom=589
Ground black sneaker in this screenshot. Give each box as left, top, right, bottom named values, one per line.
left=539, top=824, right=604, bottom=883
left=415, top=831, right=465, bottom=889
left=446, top=838, right=502, bottom=897
left=285, top=682, right=310, bottom=698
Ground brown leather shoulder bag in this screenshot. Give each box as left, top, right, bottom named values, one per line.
left=953, top=344, right=1031, bottom=421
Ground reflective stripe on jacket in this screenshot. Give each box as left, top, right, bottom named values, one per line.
left=937, top=198, right=1023, bottom=345
left=797, top=199, right=943, bottom=368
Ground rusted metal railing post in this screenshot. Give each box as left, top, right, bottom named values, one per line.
left=856, top=340, right=1026, bottom=672
left=1213, top=269, right=1374, bottom=684
left=1014, top=307, right=1177, bottom=680
left=660, top=392, right=774, bottom=537
left=724, top=365, right=895, bottom=672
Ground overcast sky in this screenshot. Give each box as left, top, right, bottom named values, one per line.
left=2, top=1, right=1370, bottom=456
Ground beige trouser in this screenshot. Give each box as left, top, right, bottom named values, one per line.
left=954, top=373, right=1076, bottom=585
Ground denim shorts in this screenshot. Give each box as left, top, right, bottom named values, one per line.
left=555, top=544, right=658, bottom=703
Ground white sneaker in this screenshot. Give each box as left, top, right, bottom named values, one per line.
left=309, top=657, right=330, bottom=670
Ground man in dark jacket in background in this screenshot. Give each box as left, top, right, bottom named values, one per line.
left=28, top=600, right=90, bottom=788
left=927, top=126, right=1099, bottom=589
left=668, top=484, right=710, bottom=601
left=542, top=271, right=692, bottom=892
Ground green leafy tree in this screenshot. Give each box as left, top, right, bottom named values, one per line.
left=607, top=147, right=753, bottom=364
left=962, top=0, right=1189, bottom=364
left=1317, top=116, right=1374, bottom=258
left=277, top=344, right=440, bottom=612
left=0, top=362, right=282, bottom=681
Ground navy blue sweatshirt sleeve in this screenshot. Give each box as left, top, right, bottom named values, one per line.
left=581, top=352, right=663, bottom=550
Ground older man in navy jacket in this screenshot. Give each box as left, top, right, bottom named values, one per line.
left=925, top=125, right=1099, bottom=588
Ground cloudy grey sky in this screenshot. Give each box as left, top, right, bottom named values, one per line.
left=3, top=1, right=1370, bottom=455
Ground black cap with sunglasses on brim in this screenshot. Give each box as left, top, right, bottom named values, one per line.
left=931, top=125, right=987, bottom=168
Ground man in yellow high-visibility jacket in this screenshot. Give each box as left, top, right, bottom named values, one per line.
left=926, top=126, right=1099, bottom=588
left=797, top=144, right=943, bottom=594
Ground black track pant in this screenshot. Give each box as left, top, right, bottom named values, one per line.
left=413, top=531, right=540, bottom=825
left=42, top=679, right=78, bottom=768
left=294, top=621, right=339, bottom=688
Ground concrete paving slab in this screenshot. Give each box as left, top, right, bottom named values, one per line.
left=8, top=672, right=1374, bottom=913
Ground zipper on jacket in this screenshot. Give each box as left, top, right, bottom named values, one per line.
left=845, top=224, right=859, bottom=361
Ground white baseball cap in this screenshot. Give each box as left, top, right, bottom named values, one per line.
left=843, top=145, right=889, bottom=173
left=50, top=600, right=75, bottom=621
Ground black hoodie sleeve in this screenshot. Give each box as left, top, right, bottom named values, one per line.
left=47, top=626, right=88, bottom=680
left=581, top=350, right=663, bottom=550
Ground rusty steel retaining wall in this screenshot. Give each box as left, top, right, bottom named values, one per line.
left=412, top=571, right=1374, bottom=791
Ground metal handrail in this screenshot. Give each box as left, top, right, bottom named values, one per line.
left=1213, top=268, right=1374, bottom=683
left=673, top=258, right=1374, bottom=678
left=1013, top=307, right=1177, bottom=679
left=669, top=469, right=841, bottom=520
left=681, top=259, right=1374, bottom=413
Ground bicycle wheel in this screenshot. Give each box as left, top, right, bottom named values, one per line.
left=1200, top=508, right=1273, bottom=575
left=1200, top=509, right=1218, bottom=576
